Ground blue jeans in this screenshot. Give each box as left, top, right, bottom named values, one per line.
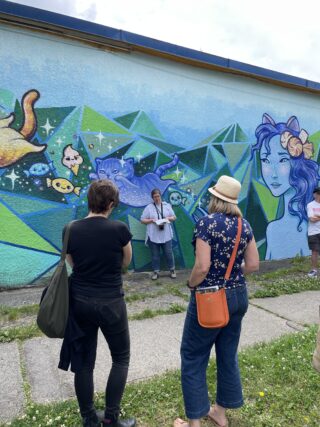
left=148, top=239, right=175, bottom=272
left=180, top=286, right=249, bottom=419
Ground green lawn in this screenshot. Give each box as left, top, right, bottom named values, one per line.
left=3, top=326, right=319, bottom=427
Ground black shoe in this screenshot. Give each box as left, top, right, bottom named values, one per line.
left=82, top=412, right=100, bottom=427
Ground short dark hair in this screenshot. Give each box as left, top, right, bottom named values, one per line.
left=87, top=180, right=119, bottom=213
left=151, top=188, right=161, bottom=198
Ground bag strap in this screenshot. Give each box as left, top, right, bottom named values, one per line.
left=61, top=222, right=72, bottom=261
left=224, top=216, right=242, bottom=282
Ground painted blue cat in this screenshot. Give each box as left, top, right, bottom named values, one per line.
left=89, top=154, right=179, bottom=207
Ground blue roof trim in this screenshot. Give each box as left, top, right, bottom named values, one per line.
left=1, top=0, right=320, bottom=92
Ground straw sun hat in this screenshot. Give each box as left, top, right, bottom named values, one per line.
left=208, top=175, right=241, bottom=205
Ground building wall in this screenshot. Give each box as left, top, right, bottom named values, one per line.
left=1, top=23, right=320, bottom=287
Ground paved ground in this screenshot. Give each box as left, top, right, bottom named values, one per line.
left=0, top=264, right=319, bottom=424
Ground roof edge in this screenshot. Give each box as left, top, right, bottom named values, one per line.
left=1, top=0, right=320, bottom=94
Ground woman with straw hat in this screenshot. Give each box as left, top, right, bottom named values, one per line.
left=174, top=175, right=259, bottom=427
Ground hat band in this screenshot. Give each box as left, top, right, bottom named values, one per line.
left=213, top=187, right=238, bottom=202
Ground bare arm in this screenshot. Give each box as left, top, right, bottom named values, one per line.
left=188, top=238, right=211, bottom=287
left=141, top=218, right=155, bottom=224
left=66, top=254, right=74, bottom=268
left=242, top=237, right=259, bottom=275
left=310, top=216, right=320, bottom=223
left=122, top=242, right=132, bottom=268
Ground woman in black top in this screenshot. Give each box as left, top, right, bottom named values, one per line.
left=61, top=180, right=135, bottom=427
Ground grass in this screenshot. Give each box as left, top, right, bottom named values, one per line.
left=0, top=305, right=38, bottom=323
left=3, top=326, right=319, bottom=426
left=0, top=324, right=42, bottom=343
left=129, top=303, right=186, bottom=321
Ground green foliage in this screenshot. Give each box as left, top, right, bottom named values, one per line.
left=0, top=305, right=38, bottom=322
left=129, top=303, right=186, bottom=321
left=0, top=324, right=41, bottom=343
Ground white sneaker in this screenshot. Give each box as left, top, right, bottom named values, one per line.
left=151, top=272, right=159, bottom=280
left=308, top=269, right=317, bottom=278
left=170, top=270, right=176, bottom=279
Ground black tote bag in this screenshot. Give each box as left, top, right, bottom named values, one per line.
left=37, top=222, right=72, bottom=338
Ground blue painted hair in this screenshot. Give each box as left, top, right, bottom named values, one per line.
left=251, top=113, right=319, bottom=229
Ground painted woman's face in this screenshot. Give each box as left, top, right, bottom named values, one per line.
left=260, top=136, right=291, bottom=197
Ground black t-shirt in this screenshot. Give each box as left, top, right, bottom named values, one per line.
left=63, top=217, right=132, bottom=298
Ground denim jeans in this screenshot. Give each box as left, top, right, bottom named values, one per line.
left=72, top=296, right=130, bottom=422
left=148, top=238, right=175, bottom=272
left=180, top=285, right=249, bottom=419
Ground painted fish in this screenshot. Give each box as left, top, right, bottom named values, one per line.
left=46, top=177, right=81, bottom=196
left=169, top=191, right=187, bottom=206
left=24, top=161, right=55, bottom=177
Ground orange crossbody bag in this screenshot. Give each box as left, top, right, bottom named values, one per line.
left=195, top=217, right=242, bottom=328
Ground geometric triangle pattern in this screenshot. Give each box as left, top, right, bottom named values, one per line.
left=0, top=202, right=59, bottom=254
left=131, top=111, right=164, bottom=139
left=0, top=243, right=59, bottom=286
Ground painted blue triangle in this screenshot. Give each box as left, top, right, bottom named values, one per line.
left=0, top=242, right=59, bottom=287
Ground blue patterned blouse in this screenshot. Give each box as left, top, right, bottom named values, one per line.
left=192, top=213, right=253, bottom=288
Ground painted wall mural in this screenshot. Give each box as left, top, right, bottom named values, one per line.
left=1, top=86, right=320, bottom=288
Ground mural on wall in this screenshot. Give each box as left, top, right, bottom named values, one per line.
left=251, top=114, right=319, bottom=259
left=1, top=87, right=320, bottom=287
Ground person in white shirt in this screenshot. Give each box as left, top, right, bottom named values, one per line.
left=307, top=187, right=320, bottom=277
left=141, top=188, right=176, bottom=280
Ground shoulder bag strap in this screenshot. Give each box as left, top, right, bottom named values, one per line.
left=224, top=216, right=242, bottom=281
left=61, top=222, right=72, bottom=262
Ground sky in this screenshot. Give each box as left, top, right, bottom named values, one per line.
left=6, top=0, right=320, bottom=83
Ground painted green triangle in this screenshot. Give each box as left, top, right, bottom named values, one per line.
left=142, top=136, right=182, bottom=154
left=210, top=145, right=227, bottom=169
left=81, top=134, right=134, bottom=160
left=128, top=215, right=146, bottom=240
left=114, top=111, right=140, bottom=129
left=245, top=183, right=268, bottom=243
left=157, top=152, right=172, bottom=166
left=177, top=147, right=207, bottom=175
left=132, top=111, right=164, bottom=139
left=132, top=241, right=152, bottom=270
left=172, top=206, right=195, bottom=268
left=204, top=148, right=219, bottom=176
left=45, top=107, right=83, bottom=179
left=0, top=243, right=60, bottom=287
left=309, top=130, right=320, bottom=160
left=0, top=202, right=59, bottom=253
left=0, top=192, right=60, bottom=215
left=223, top=143, right=250, bottom=171
left=134, top=152, right=157, bottom=175
left=81, top=106, right=130, bottom=134
left=235, top=124, right=248, bottom=142
left=252, top=179, right=279, bottom=222
left=23, top=207, right=75, bottom=249
left=35, top=106, right=76, bottom=141
left=238, top=162, right=253, bottom=204
left=213, top=125, right=232, bottom=142
left=223, top=125, right=235, bottom=142
left=0, top=88, right=16, bottom=114
left=125, top=139, right=157, bottom=159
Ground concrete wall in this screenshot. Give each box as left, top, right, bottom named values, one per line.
left=1, top=22, right=320, bottom=287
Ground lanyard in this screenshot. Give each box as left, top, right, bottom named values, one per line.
left=154, top=203, right=164, bottom=219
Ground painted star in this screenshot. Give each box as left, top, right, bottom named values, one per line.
left=107, top=143, right=113, bottom=151
left=41, top=118, right=55, bottom=136
left=56, top=137, right=63, bottom=146
left=136, top=152, right=142, bottom=163
left=96, top=131, right=104, bottom=145
left=180, top=173, right=187, bottom=183
left=174, top=166, right=181, bottom=177
left=5, top=169, right=20, bottom=190
left=119, top=156, right=126, bottom=167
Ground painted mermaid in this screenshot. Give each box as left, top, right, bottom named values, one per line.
left=89, top=154, right=179, bottom=207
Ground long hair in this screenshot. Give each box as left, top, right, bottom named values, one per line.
left=208, top=195, right=242, bottom=217
left=251, top=114, right=319, bottom=229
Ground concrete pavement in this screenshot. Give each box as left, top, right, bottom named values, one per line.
left=0, top=290, right=319, bottom=424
